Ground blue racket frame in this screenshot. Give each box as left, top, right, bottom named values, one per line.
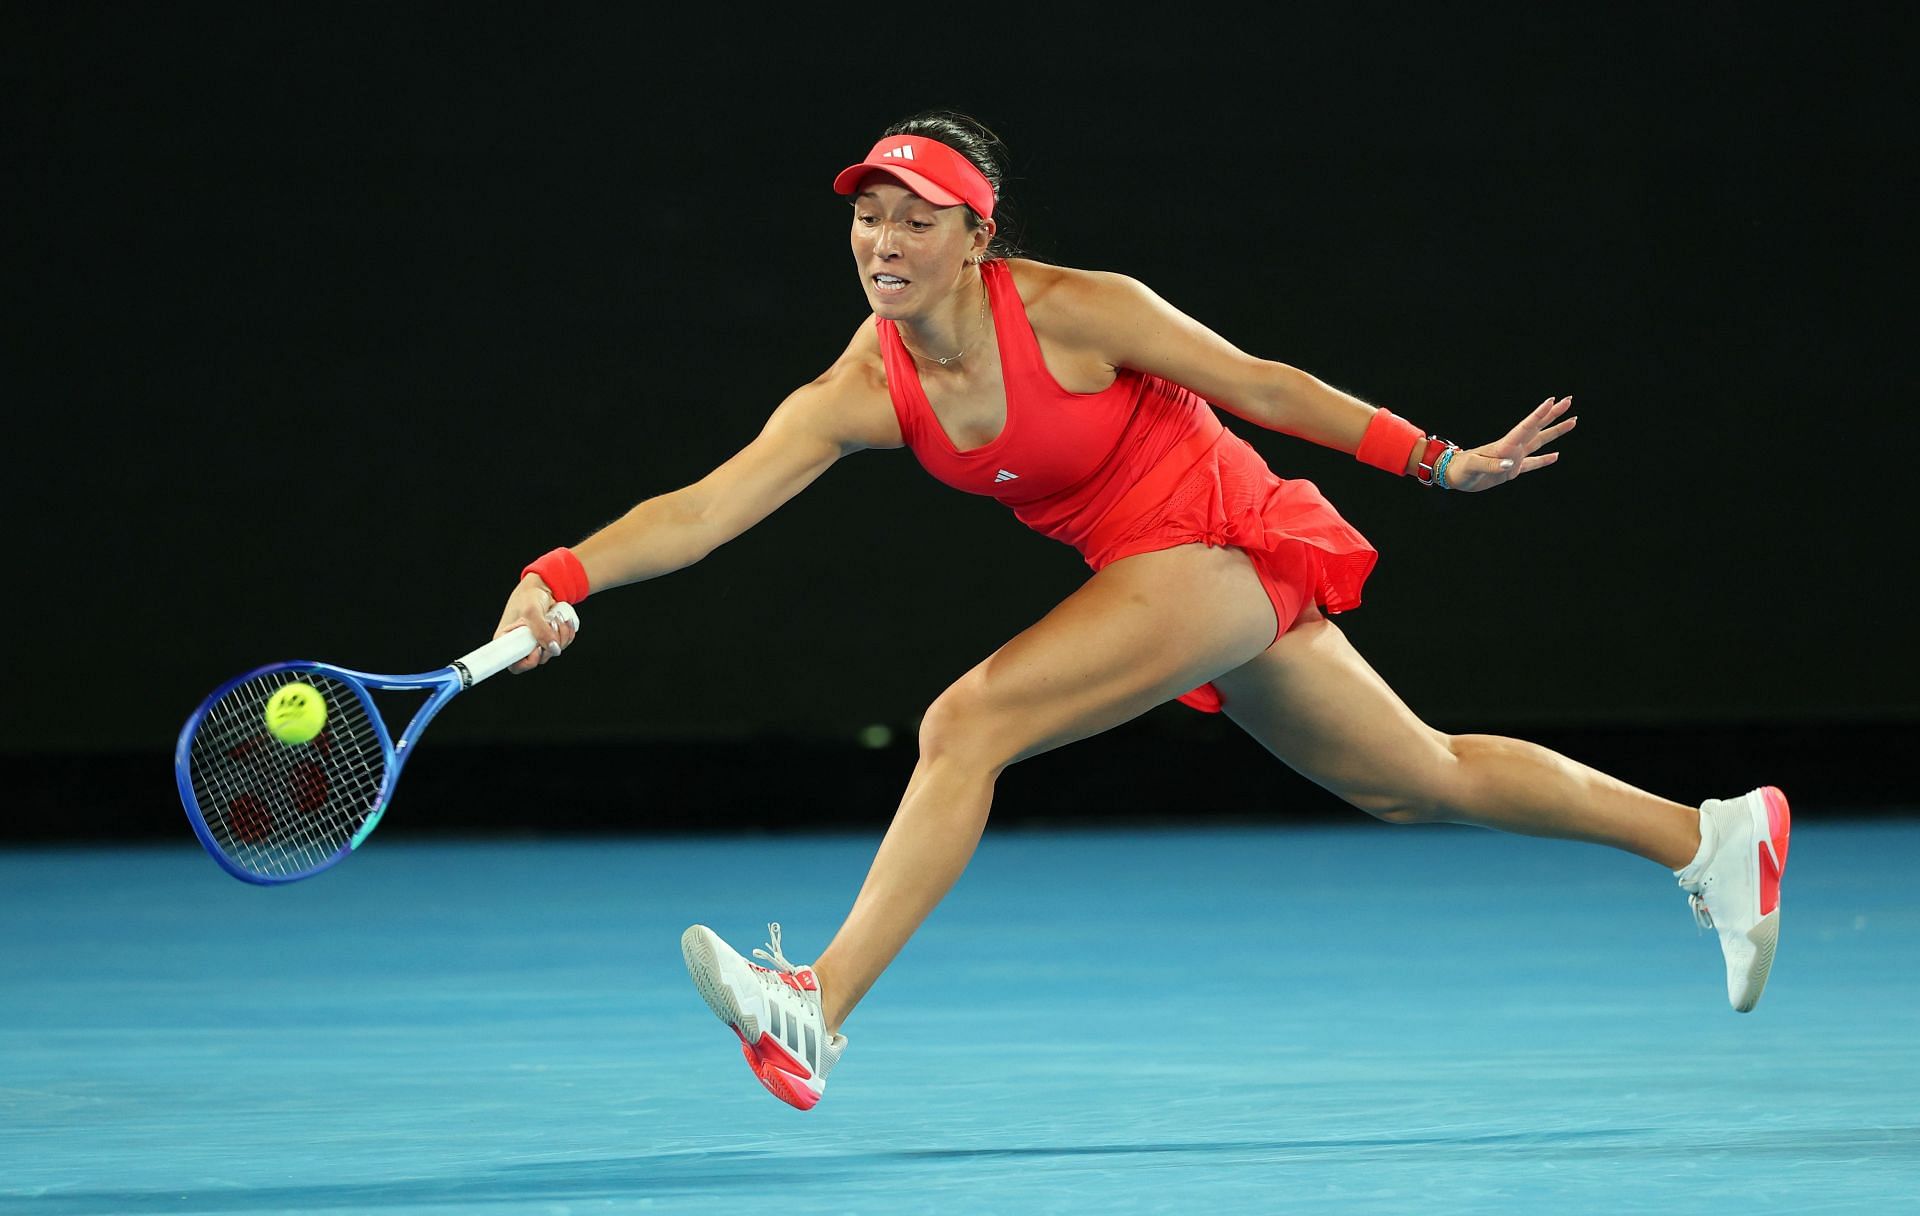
left=175, top=659, right=469, bottom=884
left=174, top=614, right=569, bottom=885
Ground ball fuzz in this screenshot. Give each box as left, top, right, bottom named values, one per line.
left=264, top=680, right=328, bottom=746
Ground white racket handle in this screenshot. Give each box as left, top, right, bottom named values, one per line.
left=453, top=603, right=581, bottom=687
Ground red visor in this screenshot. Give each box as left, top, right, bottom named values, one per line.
left=832, top=135, right=996, bottom=219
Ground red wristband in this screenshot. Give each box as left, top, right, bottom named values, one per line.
left=1355, top=408, right=1424, bottom=475
left=521, top=547, right=590, bottom=604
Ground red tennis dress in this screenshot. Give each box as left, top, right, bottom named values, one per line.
left=879, top=259, right=1378, bottom=712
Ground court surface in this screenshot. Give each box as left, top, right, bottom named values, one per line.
left=4, top=818, right=1916, bottom=1214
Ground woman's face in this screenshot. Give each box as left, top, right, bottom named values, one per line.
left=849, top=174, right=989, bottom=316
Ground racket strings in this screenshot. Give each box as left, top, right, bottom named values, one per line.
left=187, top=671, right=387, bottom=878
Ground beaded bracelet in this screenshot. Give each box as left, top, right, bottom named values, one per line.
left=1413, top=436, right=1450, bottom=481
left=1432, top=445, right=1459, bottom=490
left=1414, top=434, right=1456, bottom=487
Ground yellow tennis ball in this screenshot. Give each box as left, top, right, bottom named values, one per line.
left=264, top=681, right=327, bottom=745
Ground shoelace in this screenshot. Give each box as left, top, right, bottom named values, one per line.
left=751, top=922, right=815, bottom=997
left=1680, top=877, right=1716, bottom=930
left=1688, top=893, right=1715, bottom=930
left=752, top=922, right=796, bottom=972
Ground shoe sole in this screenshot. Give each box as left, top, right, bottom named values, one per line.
left=1736, top=913, right=1779, bottom=1013
left=681, top=924, right=762, bottom=1041
left=1732, top=787, right=1791, bottom=1013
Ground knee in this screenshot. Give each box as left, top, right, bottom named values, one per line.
left=917, top=673, right=1015, bottom=773
left=1340, top=734, right=1462, bottom=826
left=1353, top=796, right=1440, bottom=826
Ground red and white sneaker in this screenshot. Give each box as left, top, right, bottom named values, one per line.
left=1674, top=786, right=1792, bottom=1012
left=680, top=922, right=846, bottom=1110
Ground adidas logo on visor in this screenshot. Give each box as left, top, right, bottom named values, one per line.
left=881, top=145, right=916, bottom=160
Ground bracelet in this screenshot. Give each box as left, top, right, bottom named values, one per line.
left=1432, top=445, right=1460, bottom=490
left=1356, top=408, right=1424, bottom=475
left=520, top=546, right=591, bottom=604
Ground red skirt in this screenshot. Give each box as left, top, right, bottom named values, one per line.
left=1080, top=425, right=1378, bottom=713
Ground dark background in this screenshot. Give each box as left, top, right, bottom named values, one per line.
left=8, top=8, right=1913, bottom=841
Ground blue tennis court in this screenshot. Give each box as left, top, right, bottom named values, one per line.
left=4, top=819, right=1915, bottom=1214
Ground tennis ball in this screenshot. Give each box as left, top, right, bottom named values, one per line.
left=264, top=681, right=327, bottom=745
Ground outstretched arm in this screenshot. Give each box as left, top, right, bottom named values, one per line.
left=570, top=371, right=876, bottom=593
left=496, top=335, right=898, bottom=670
left=1049, top=268, right=1575, bottom=488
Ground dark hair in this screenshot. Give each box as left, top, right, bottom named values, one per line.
left=882, top=109, right=1026, bottom=262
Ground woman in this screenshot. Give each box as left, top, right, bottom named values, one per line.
left=495, top=112, right=1789, bottom=1111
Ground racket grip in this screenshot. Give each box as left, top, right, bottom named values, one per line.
left=456, top=604, right=581, bottom=686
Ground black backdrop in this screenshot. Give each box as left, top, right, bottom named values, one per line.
left=10, top=9, right=1913, bottom=838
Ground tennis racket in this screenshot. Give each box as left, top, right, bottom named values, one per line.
left=174, top=604, right=579, bottom=885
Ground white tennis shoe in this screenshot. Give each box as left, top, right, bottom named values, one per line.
left=680, top=922, right=846, bottom=1110
left=1674, top=786, right=1792, bottom=1012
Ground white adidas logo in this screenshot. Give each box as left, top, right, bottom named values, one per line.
left=994, top=469, right=1018, bottom=483
left=881, top=144, right=916, bottom=161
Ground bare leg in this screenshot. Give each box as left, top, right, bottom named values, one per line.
left=1210, top=604, right=1702, bottom=867
left=811, top=543, right=1280, bottom=1032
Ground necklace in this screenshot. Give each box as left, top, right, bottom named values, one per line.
left=898, top=277, right=989, bottom=368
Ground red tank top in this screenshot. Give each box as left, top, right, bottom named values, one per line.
left=879, top=259, right=1218, bottom=556
left=878, top=259, right=1378, bottom=711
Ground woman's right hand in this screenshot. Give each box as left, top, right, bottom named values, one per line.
left=496, top=575, right=581, bottom=674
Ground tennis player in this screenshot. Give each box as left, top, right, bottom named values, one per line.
left=496, top=111, right=1791, bottom=1111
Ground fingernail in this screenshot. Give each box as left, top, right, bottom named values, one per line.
left=546, top=642, right=562, bottom=657
left=1501, top=459, right=1515, bottom=469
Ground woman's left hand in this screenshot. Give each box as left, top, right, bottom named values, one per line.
left=1438, top=396, right=1576, bottom=492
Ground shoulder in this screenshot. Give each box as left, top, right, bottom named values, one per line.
left=821, top=315, right=890, bottom=406
left=1006, top=259, right=1263, bottom=398
left=784, top=317, right=901, bottom=452
left=1003, top=259, right=1154, bottom=342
